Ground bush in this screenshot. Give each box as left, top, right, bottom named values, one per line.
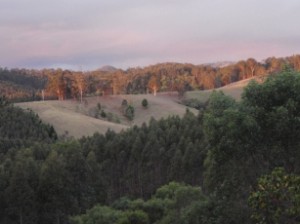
left=122, top=99, right=128, bottom=107
left=100, top=110, right=107, bottom=118
left=141, top=99, right=148, bottom=108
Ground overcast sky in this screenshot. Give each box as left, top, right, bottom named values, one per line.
left=1, top=0, right=300, bottom=70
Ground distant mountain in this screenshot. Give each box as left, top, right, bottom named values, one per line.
left=98, top=65, right=118, bottom=72
left=203, top=61, right=235, bottom=68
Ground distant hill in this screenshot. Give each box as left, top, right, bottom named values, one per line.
left=98, top=65, right=118, bottom=72
left=203, top=61, right=235, bottom=68
left=185, top=75, right=267, bottom=102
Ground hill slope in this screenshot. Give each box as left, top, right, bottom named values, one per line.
left=17, top=92, right=197, bottom=138
left=185, top=75, right=266, bottom=102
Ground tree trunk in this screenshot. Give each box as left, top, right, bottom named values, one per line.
left=251, top=67, right=255, bottom=77
left=80, top=88, right=83, bottom=103
left=153, top=86, right=157, bottom=96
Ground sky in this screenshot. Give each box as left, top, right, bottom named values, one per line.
left=1, top=0, right=300, bottom=70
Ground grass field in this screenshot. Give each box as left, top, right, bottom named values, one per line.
left=16, top=92, right=197, bottom=138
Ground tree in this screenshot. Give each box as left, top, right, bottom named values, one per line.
left=148, top=76, right=160, bottom=96
left=73, top=72, right=86, bottom=103
left=46, top=69, right=66, bottom=100
left=125, top=105, right=135, bottom=121
left=246, top=58, right=258, bottom=77
left=122, top=99, right=128, bottom=107
left=242, top=69, right=300, bottom=172
left=248, top=168, right=300, bottom=224
left=264, top=57, right=284, bottom=73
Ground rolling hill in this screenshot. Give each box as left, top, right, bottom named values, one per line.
left=16, top=76, right=266, bottom=138
left=185, top=75, right=266, bottom=102
left=16, top=92, right=198, bottom=138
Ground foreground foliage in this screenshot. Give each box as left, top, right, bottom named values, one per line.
left=249, top=168, right=300, bottom=224
left=203, top=68, right=300, bottom=223
left=70, top=182, right=208, bottom=224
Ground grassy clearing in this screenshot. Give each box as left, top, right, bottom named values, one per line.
left=16, top=92, right=197, bottom=138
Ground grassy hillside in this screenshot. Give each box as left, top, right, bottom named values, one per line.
left=17, top=92, right=197, bottom=138
left=185, top=75, right=266, bottom=102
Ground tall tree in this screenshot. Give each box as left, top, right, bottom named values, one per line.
left=246, top=58, right=258, bottom=77
left=148, top=76, right=160, bottom=96
left=73, top=72, right=86, bottom=103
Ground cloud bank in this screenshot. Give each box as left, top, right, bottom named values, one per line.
left=1, top=0, right=300, bottom=69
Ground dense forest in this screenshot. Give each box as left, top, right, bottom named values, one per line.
left=1, top=68, right=300, bottom=223
left=2, top=54, right=300, bottom=102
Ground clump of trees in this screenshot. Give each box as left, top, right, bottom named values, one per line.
left=0, top=96, right=57, bottom=154
left=202, top=68, right=300, bottom=223
left=71, top=182, right=208, bottom=224
left=92, top=102, right=120, bottom=123
left=3, top=55, right=300, bottom=102
left=121, top=99, right=135, bottom=121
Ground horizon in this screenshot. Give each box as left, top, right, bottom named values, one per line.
left=0, top=54, right=298, bottom=71
left=1, top=0, right=300, bottom=70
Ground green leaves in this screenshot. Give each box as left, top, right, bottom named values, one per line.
left=248, top=168, right=300, bottom=224
left=71, top=182, right=207, bottom=224
left=70, top=205, right=122, bottom=224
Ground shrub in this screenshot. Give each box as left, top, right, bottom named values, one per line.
left=122, top=99, right=128, bottom=107
left=100, top=110, right=106, bottom=118
left=142, top=99, right=148, bottom=108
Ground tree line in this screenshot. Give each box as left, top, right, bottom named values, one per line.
left=2, top=55, right=300, bottom=102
